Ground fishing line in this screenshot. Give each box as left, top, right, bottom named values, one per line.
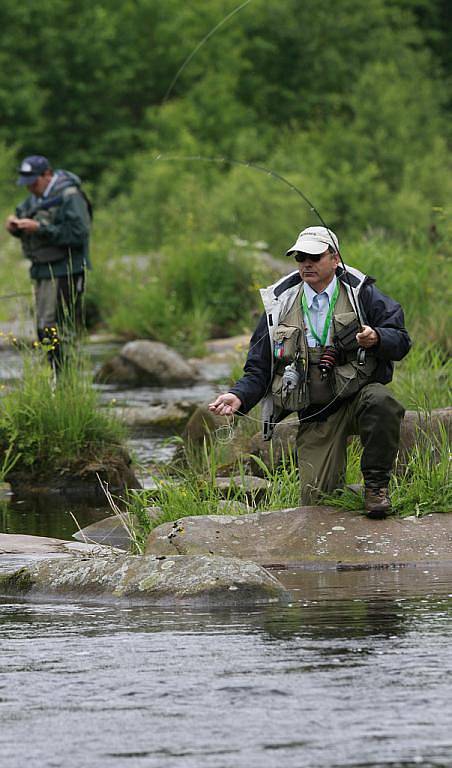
left=214, top=419, right=237, bottom=444
left=153, top=152, right=364, bottom=327
left=0, top=292, right=31, bottom=301
left=215, top=377, right=353, bottom=436
left=162, top=0, right=254, bottom=104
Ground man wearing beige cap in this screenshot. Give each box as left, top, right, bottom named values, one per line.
left=209, top=226, right=411, bottom=519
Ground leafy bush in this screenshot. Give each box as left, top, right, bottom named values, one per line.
left=0, top=345, right=126, bottom=474
left=89, top=234, right=265, bottom=353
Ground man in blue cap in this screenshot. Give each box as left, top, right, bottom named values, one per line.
left=5, top=155, right=92, bottom=367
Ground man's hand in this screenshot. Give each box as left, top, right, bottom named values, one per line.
left=5, top=215, right=19, bottom=233
left=356, top=325, right=379, bottom=348
left=208, top=393, right=242, bottom=416
left=15, top=218, right=40, bottom=233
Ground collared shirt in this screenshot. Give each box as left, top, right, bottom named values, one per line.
left=302, top=275, right=337, bottom=347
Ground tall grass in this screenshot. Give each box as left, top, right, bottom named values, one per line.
left=389, top=344, right=451, bottom=410
left=114, top=417, right=451, bottom=553
left=88, top=233, right=267, bottom=354
left=391, top=424, right=451, bottom=517
left=322, top=426, right=451, bottom=517
left=0, top=344, right=126, bottom=475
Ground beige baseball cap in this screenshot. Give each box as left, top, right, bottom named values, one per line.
left=286, top=226, right=339, bottom=256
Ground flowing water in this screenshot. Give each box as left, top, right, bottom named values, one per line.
left=1, top=565, right=452, bottom=768
left=1, top=341, right=452, bottom=767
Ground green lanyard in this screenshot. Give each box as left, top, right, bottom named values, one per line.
left=301, top=281, right=340, bottom=346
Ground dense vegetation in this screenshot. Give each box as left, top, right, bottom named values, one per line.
left=0, top=345, right=126, bottom=479
left=0, top=0, right=450, bottom=353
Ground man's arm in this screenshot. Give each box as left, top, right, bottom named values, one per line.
left=209, top=312, right=272, bottom=416
left=359, top=283, right=411, bottom=361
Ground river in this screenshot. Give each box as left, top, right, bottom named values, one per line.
left=1, top=341, right=452, bottom=767
left=1, top=565, right=452, bottom=767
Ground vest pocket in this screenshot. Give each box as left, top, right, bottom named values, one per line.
left=271, top=361, right=309, bottom=412
left=333, top=356, right=378, bottom=399
left=307, top=349, right=335, bottom=405
left=332, top=312, right=360, bottom=357
left=273, top=325, right=301, bottom=364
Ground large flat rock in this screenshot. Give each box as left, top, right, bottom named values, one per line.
left=0, top=533, right=112, bottom=556
left=145, top=507, right=452, bottom=567
left=0, top=553, right=289, bottom=606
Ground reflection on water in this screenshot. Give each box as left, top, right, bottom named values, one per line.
left=2, top=342, right=452, bottom=767
left=1, top=568, right=452, bottom=768
left=0, top=497, right=109, bottom=541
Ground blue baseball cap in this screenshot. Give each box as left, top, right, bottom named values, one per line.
left=17, top=155, right=51, bottom=186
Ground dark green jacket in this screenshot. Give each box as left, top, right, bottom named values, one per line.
left=13, top=170, right=91, bottom=280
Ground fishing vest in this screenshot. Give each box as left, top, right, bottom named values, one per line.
left=20, top=186, right=79, bottom=264
left=270, top=282, right=377, bottom=413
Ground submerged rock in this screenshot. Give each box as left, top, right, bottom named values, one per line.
left=96, top=340, right=199, bottom=386
left=0, top=553, right=289, bottom=606
left=145, top=507, right=452, bottom=568
left=117, top=402, right=195, bottom=429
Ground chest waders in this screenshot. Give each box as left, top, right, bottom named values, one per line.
left=270, top=284, right=378, bottom=413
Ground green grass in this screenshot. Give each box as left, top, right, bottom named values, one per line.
left=322, top=426, right=451, bottom=517
left=114, top=415, right=451, bottom=553
left=389, top=344, right=451, bottom=410
left=390, top=424, right=451, bottom=516
left=0, top=343, right=126, bottom=476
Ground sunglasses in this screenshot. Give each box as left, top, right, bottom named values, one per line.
left=293, top=251, right=324, bottom=263
left=293, top=245, right=337, bottom=263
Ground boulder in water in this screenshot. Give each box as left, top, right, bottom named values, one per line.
left=96, top=340, right=199, bottom=386
left=0, top=553, right=290, bottom=606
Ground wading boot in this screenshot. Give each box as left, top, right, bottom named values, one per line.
left=364, top=486, right=392, bottom=519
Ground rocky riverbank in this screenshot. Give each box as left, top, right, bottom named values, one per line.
left=1, top=501, right=452, bottom=608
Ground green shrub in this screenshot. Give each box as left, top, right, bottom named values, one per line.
left=89, top=234, right=265, bottom=353
left=0, top=345, right=126, bottom=475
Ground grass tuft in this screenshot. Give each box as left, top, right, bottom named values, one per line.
left=0, top=343, right=126, bottom=476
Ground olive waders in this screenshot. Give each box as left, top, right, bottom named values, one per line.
left=297, top=382, right=405, bottom=504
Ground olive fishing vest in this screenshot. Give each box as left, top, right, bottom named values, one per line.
left=270, top=283, right=377, bottom=413
left=20, top=186, right=79, bottom=264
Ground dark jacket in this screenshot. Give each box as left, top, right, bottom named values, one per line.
left=230, top=266, right=411, bottom=423
left=13, top=170, right=91, bottom=280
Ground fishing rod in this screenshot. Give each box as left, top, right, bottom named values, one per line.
left=162, top=0, right=254, bottom=104
left=152, top=153, right=366, bottom=331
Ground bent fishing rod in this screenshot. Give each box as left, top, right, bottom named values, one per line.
left=152, top=153, right=365, bottom=332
